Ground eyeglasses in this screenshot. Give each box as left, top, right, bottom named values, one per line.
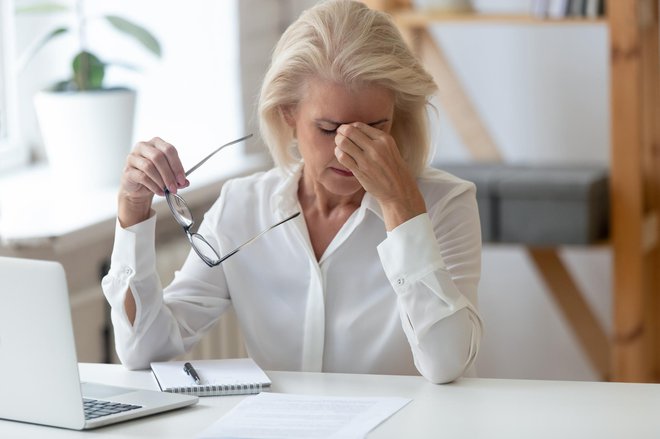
left=165, top=134, right=301, bottom=267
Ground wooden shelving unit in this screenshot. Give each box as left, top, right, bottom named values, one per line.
left=608, top=0, right=660, bottom=383
left=364, top=0, right=660, bottom=382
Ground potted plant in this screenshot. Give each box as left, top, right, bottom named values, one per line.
left=17, top=0, right=161, bottom=188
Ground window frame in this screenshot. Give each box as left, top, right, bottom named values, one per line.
left=0, top=0, right=28, bottom=173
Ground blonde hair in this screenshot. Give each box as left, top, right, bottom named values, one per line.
left=259, top=0, right=437, bottom=176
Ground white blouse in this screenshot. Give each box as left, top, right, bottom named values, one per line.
left=102, top=164, right=483, bottom=383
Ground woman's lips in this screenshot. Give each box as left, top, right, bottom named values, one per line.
left=331, top=167, right=354, bottom=177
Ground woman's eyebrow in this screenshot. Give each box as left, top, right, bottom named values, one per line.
left=367, top=119, right=389, bottom=126
left=316, top=118, right=390, bottom=126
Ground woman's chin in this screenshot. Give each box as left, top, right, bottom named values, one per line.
left=323, top=176, right=364, bottom=197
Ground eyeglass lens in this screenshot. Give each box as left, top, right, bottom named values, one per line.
left=167, top=193, right=194, bottom=228
left=190, top=233, right=220, bottom=262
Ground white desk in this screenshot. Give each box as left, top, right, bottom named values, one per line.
left=1, top=363, right=660, bottom=438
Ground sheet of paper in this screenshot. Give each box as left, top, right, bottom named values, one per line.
left=197, top=392, right=411, bottom=439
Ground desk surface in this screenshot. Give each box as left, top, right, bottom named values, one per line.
left=1, top=363, right=660, bottom=438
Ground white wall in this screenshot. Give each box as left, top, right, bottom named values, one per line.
left=429, top=23, right=609, bottom=165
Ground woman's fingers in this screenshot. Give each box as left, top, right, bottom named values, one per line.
left=334, top=145, right=359, bottom=174
left=336, top=123, right=370, bottom=152
left=122, top=137, right=187, bottom=198
left=334, top=122, right=426, bottom=229
left=124, top=165, right=165, bottom=196
left=125, top=142, right=163, bottom=194
left=150, top=137, right=187, bottom=189
left=335, top=122, right=394, bottom=172
left=118, top=136, right=189, bottom=227
left=343, top=121, right=386, bottom=140
left=334, top=121, right=413, bottom=202
left=334, top=132, right=363, bottom=164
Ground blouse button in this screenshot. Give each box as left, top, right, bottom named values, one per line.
left=124, top=267, right=133, bottom=276
left=396, top=278, right=405, bottom=286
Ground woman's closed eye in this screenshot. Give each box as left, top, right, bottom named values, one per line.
left=318, top=126, right=338, bottom=136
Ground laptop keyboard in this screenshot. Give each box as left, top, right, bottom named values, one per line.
left=83, top=398, right=142, bottom=420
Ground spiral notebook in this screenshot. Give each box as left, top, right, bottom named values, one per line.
left=150, top=358, right=271, bottom=397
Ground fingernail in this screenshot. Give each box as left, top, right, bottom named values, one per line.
left=177, top=174, right=186, bottom=186
left=169, top=184, right=177, bottom=194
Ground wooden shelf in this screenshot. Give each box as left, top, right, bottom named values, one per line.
left=392, top=11, right=607, bottom=27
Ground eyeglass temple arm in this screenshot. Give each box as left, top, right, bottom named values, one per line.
left=215, top=212, right=301, bottom=265
left=184, top=134, right=254, bottom=177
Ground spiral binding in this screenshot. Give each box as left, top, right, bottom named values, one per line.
left=168, top=382, right=264, bottom=396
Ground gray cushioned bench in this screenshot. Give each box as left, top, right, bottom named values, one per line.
left=434, top=162, right=609, bottom=245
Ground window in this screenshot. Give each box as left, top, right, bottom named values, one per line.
left=0, top=0, right=28, bottom=174
left=0, top=0, right=310, bottom=176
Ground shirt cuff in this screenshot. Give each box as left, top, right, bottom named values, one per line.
left=103, top=211, right=159, bottom=332
left=377, top=213, right=446, bottom=291
left=110, top=211, right=158, bottom=281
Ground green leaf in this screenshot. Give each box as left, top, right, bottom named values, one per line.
left=16, top=26, right=69, bottom=73
left=72, top=51, right=105, bottom=91
left=15, top=2, right=70, bottom=14
left=104, top=15, right=162, bottom=58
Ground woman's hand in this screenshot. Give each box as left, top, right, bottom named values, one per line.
left=118, top=137, right=189, bottom=227
left=334, top=122, right=426, bottom=230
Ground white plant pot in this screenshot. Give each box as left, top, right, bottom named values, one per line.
left=34, top=88, right=136, bottom=189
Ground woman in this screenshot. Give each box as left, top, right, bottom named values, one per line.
left=102, top=0, right=483, bottom=384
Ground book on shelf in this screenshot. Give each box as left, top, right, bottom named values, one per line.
left=568, top=0, right=585, bottom=17
left=531, top=0, right=550, bottom=18
left=585, top=0, right=599, bottom=18
left=537, top=0, right=605, bottom=20
left=150, top=358, right=272, bottom=397
left=548, top=0, right=569, bottom=19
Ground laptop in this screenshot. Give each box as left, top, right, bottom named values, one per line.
left=0, top=256, right=198, bottom=430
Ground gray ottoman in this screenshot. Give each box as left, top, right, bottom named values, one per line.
left=433, top=162, right=609, bottom=245
left=496, top=165, right=609, bottom=245
left=435, top=162, right=515, bottom=242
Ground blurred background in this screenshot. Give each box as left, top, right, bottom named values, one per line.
left=1, top=0, right=654, bottom=383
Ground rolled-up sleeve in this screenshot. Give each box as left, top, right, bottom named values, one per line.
left=101, top=208, right=231, bottom=370
left=377, top=187, right=483, bottom=383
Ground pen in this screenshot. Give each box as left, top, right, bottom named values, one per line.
left=183, top=362, right=201, bottom=385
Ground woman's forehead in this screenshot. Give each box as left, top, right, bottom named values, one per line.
left=299, top=78, right=394, bottom=121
